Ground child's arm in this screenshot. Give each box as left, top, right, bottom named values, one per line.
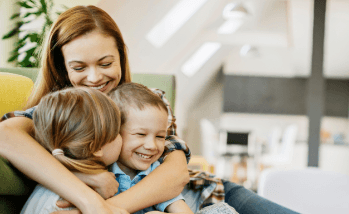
left=143, top=200, right=194, bottom=214
left=73, top=171, right=119, bottom=199
left=165, top=200, right=194, bottom=214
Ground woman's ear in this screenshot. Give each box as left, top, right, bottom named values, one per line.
left=93, top=149, right=103, bottom=157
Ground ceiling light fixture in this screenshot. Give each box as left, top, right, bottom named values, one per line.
left=181, top=42, right=222, bottom=77
left=146, top=0, right=208, bottom=48
left=222, top=2, right=249, bottom=19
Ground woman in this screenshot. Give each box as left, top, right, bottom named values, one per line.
left=0, top=5, right=189, bottom=214
left=0, top=5, right=297, bottom=214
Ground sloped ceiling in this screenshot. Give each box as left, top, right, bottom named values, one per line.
left=97, top=0, right=349, bottom=134
left=97, top=0, right=349, bottom=78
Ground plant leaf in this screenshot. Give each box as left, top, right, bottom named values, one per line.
left=17, top=1, right=33, bottom=9
left=23, top=12, right=36, bottom=18
left=18, top=34, right=30, bottom=44
left=8, top=53, right=19, bottom=63
left=27, top=0, right=37, bottom=6
left=29, top=33, right=40, bottom=42
left=40, top=0, right=47, bottom=14
left=10, top=13, right=21, bottom=20
left=2, top=22, right=22, bottom=39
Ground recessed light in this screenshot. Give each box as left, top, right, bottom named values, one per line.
left=146, top=0, right=208, bottom=48
left=181, top=42, right=222, bottom=77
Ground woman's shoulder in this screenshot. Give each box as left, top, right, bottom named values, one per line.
left=1, top=106, right=37, bottom=122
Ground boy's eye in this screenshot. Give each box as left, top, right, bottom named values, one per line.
left=137, top=133, right=145, bottom=136
left=156, top=136, right=166, bottom=139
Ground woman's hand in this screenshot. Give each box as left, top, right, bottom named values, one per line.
left=73, top=171, right=119, bottom=199
left=52, top=202, right=129, bottom=214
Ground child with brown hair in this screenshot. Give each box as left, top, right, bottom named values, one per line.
left=108, top=82, right=193, bottom=214
left=20, top=87, right=127, bottom=214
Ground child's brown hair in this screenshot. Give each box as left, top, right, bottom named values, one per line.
left=108, top=82, right=168, bottom=126
left=33, top=87, right=121, bottom=174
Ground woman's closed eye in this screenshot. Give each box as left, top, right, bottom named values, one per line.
left=100, top=62, right=112, bottom=68
left=72, top=66, right=85, bottom=71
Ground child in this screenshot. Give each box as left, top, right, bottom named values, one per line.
left=20, top=87, right=126, bottom=214
left=108, top=82, right=194, bottom=214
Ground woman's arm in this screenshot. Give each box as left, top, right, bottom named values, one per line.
left=55, top=150, right=189, bottom=214
left=0, top=117, right=118, bottom=214
left=73, top=171, right=119, bottom=199
left=106, top=150, right=189, bottom=213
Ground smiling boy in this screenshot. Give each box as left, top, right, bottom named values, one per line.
left=108, top=83, right=193, bottom=214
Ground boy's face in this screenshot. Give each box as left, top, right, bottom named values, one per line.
left=117, top=106, right=168, bottom=176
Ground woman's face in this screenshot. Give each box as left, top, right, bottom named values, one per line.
left=62, top=30, right=122, bottom=94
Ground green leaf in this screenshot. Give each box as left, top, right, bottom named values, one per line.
left=40, top=0, right=47, bottom=14
left=10, top=13, right=21, bottom=20
left=29, top=33, right=39, bottom=42
left=17, top=1, right=33, bottom=9
left=27, top=0, right=37, bottom=6
left=18, top=34, right=30, bottom=44
left=23, top=12, right=36, bottom=18
left=8, top=53, right=19, bottom=63
left=21, top=47, right=37, bottom=67
left=2, top=25, right=21, bottom=39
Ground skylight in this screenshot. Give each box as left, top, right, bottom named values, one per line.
left=146, top=0, right=208, bottom=48
left=217, top=19, right=243, bottom=34
left=181, top=42, right=221, bottom=77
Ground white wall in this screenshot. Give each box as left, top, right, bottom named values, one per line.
left=0, top=0, right=19, bottom=68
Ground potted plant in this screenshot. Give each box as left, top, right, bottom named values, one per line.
left=2, top=0, right=67, bottom=67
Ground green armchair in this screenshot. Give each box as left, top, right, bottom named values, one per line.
left=0, top=67, right=176, bottom=214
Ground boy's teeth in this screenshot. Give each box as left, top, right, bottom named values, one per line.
left=90, top=82, right=107, bottom=90
left=137, top=153, right=152, bottom=159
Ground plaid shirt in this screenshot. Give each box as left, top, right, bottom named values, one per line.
left=187, top=170, right=225, bottom=209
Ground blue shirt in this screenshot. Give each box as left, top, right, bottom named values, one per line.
left=109, top=161, right=185, bottom=214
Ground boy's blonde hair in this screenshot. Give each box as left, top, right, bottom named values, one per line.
left=108, top=83, right=168, bottom=126
left=33, top=87, right=121, bottom=174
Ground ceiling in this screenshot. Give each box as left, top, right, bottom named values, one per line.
left=97, top=0, right=349, bottom=79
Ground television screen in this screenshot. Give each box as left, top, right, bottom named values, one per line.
left=227, top=132, right=249, bottom=145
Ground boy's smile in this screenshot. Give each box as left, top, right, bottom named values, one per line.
left=117, top=106, right=168, bottom=179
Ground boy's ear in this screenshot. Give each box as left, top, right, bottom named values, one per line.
left=93, top=149, right=103, bottom=157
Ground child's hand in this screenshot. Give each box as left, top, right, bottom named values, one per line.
left=73, top=171, right=119, bottom=199
left=92, top=171, right=119, bottom=199
left=145, top=212, right=166, bottom=214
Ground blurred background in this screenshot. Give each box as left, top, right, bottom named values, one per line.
left=1, top=0, right=349, bottom=191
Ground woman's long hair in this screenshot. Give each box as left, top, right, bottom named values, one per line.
left=26, top=5, right=131, bottom=109
left=33, top=87, right=121, bottom=174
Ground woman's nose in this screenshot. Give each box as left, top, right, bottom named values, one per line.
left=87, top=67, right=103, bottom=83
